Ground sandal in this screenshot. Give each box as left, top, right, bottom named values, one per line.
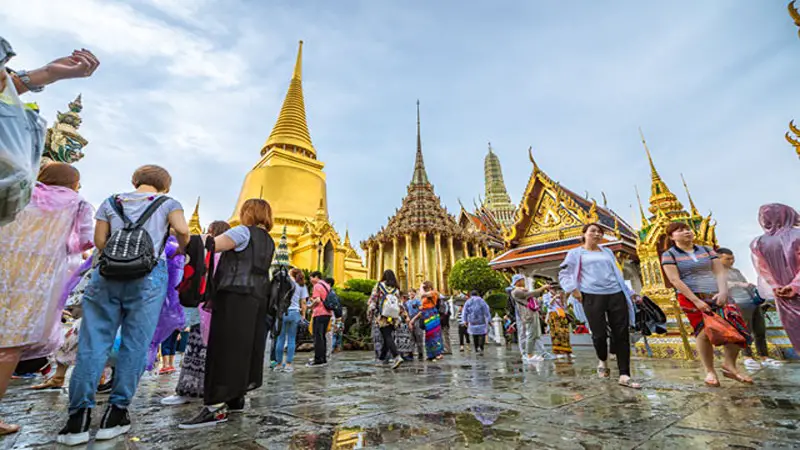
left=597, top=367, right=610, bottom=378
left=704, top=373, right=720, bottom=387
left=618, top=377, right=642, bottom=389
left=30, top=375, right=65, bottom=390
left=0, top=421, right=20, bottom=436
left=722, top=368, right=753, bottom=385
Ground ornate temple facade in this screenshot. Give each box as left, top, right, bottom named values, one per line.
left=43, top=95, right=88, bottom=166
left=482, top=143, right=516, bottom=227
left=228, top=41, right=366, bottom=283
left=489, top=147, right=641, bottom=289
left=361, top=103, right=490, bottom=292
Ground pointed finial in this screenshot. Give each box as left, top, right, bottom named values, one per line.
left=410, top=100, right=430, bottom=186
left=680, top=174, right=700, bottom=217
left=601, top=191, right=608, bottom=208
left=293, top=40, right=303, bottom=80
left=589, top=199, right=599, bottom=220
left=639, top=127, right=661, bottom=181
left=458, top=198, right=466, bottom=210
left=635, top=185, right=649, bottom=226
left=527, top=146, right=539, bottom=171
left=188, top=197, right=203, bottom=235
left=69, top=94, right=83, bottom=113
left=488, top=142, right=493, bottom=154
left=790, top=1, right=800, bottom=37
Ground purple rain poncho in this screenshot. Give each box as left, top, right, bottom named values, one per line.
left=146, top=236, right=185, bottom=370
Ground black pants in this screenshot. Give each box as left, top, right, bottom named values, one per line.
left=313, top=315, right=331, bottom=364
left=472, top=334, right=486, bottom=352
left=379, top=325, right=399, bottom=361
left=459, top=325, right=470, bottom=345
left=582, top=291, right=631, bottom=376
left=741, top=305, right=769, bottom=358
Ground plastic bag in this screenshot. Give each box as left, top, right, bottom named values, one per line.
left=703, top=312, right=746, bottom=346
left=0, top=71, right=46, bottom=225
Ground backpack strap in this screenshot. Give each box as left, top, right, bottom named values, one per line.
left=106, top=196, right=133, bottom=228
left=132, top=196, right=171, bottom=229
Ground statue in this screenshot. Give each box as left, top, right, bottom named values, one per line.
left=43, top=95, right=88, bottom=165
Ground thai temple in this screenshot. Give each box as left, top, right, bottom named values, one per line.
left=360, top=103, right=491, bottom=292
left=489, top=146, right=642, bottom=290
left=224, top=41, right=366, bottom=282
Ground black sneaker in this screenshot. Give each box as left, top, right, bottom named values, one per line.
left=56, top=408, right=91, bottom=447
left=178, top=406, right=228, bottom=430
left=96, top=405, right=131, bottom=441
left=226, top=397, right=245, bottom=414
left=96, top=380, right=113, bottom=395
left=305, top=361, right=327, bottom=368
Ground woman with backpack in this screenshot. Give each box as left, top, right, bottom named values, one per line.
left=367, top=270, right=404, bottom=369
left=0, top=163, right=94, bottom=436
left=161, top=220, right=230, bottom=406
left=272, top=268, right=309, bottom=373
left=179, top=199, right=275, bottom=429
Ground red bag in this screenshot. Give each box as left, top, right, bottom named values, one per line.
left=703, top=312, right=746, bottom=346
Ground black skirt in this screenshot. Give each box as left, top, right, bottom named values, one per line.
left=204, top=291, right=268, bottom=405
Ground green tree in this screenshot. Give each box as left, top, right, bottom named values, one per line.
left=485, top=293, right=508, bottom=316
left=344, top=278, right=377, bottom=296
left=448, top=257, right=505, bottom=296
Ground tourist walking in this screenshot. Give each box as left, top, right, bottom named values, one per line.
left=57, top=165, right=188, bottom=445
left=440, top=296, right=453, bottom=354
left=161, top=221, right=230, bottom=406
left=0, top=163, right=94, bottom=436
left=307, top=272, right=333, bottom=367
left=559, top=223, right=640, bottom=389
left=661, top=222, right=752, bottom=387
left=394, top=294, right=415, bottom=360
left=457, top=304, right=470, bottom=352
left=717, top=247, right=781, bottom=369
left=508, top=275, right=551, bottom=363
left=367, top=270, right=404, bottom=368
left=751, top=203, right=800, bottom=356
left=462, top=291, right=491, bottom=354
left=405, top=291, right=425, bottom=360
left=545, top=291, right=573, bottom=359
left=420, top=281, right=445, bottom=361
left=273, top=268, right=309, bottom=373
left=180, top=199, right=275, bottom=429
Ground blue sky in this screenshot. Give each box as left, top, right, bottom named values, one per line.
left=2, top=1, right=798, bottom=279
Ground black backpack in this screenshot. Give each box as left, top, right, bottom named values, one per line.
left=323, top=285, right=343, bottom=318
left=268, top=266, right=295, bottom=335
left=98, top=195, right=170, bottom=280
left=178, top=235, right=215, bottom=308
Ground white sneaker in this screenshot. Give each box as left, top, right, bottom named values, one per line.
left=743, top=358, right=762, bottom=370
left=541, top=352, right=556, bottom=361
left=161, top=395, right=192, bottom=406
left=530, top=355, right=544, bottom=362
left=762, top=358, right=783, bottom=367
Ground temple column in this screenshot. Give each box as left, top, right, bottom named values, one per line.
left=483, top=244, right=489, bottom=258
left=447, top=235, right=456, bottom=269
left=377, top=241, right=384, bottom=277
left=472, top=241, right=480, bottom=257
left=366, top=244, right=373, bottom=279
left=404, top=234, right=413, bottom=290
left=419, top=232, right=428, bottom=283
left=392, top=237, right=399, bottom=273
left=462, top=240, right=470, bottom=258
left=434, top=233, right=444, bottom=292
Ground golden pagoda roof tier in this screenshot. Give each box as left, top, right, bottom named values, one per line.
left=262, top=41, right=316, bottom=158
left=504, top=146, right=636, bottom=248
left=188, top=197, right=203, bottom=234
left=639, top=129, right=683, bottom=216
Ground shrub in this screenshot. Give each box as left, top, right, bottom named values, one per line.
left=485, top=293, right=507, bottom=316
left=448, top=257, right=506, bottom=296
left=344, top=278, right=377, bottom=296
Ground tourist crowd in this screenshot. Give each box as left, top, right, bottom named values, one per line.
left=1, top=37, right=800, bottom=446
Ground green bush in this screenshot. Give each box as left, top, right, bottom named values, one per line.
left=344, top=278, right=377, bottom=296
left=485, top=293, right=507, bottom=316
left=448, top=257, right=506, bottom=296
left=336, top=289, right=369, bottom=329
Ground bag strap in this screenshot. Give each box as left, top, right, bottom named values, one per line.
left=203, top=235, right=217, bottom=306
left=132, top=196, right=170, bottom=229
left=107, top=196, right=133, bottom=228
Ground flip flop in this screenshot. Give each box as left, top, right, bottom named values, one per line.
left=597, top=367, right=610, bottom=378
left=0, top=421, right=20, bottom=436
left=618, top=378, right=642, bottom=389
left=703, top=373, right=720, bottom=387
left=722, top=368, right=753, bottom=384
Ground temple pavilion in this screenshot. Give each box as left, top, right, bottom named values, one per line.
left=226, top=41, right=366, bottom=282
left=489, top=147, right=642, bottom=289
left=360, top=103, right=491, bottom=292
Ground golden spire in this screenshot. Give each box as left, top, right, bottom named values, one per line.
left=635, top=185, right=649, bottom=227
left=315, top=198, right=327, bottom=222
left=638, top=128, right=683, bottom=215
left=410, top=100, right=430, bottom=186
left=344, top=229, right=351, bottom=247
left=262, top=40, right=316, bottom=158
left=188, top=197, right=203, bottom=234
left=680, top=174, right=700, bottom=217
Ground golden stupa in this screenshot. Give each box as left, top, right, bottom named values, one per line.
left=230, top=41, right=366, bottom=282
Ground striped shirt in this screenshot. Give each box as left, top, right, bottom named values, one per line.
left=661, top=245, right=719, bottom=295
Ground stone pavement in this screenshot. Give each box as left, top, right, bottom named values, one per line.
left=1, top=346, right=799, bottom=449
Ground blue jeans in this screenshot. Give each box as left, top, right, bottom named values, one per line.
left=274, top=309, right=301, bottom=365
left=68, top=260, right=168, bottom=412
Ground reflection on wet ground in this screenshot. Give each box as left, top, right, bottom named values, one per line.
left=2, top=346, right=799, bottom=449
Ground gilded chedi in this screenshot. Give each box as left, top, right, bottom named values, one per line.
left=361, top=103, right=490, bottom=292
left=229, top=41, right=366, bottom=282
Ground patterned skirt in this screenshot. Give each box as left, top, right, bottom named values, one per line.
left=371, top=321, right=383, bottom=359
left=175, top=324, right=206, bottom=398
left=394, top=323, right=414, bottom=354
left=547, top=312, right=572, bottom=354
left=422, top=309, right=444, bottom=359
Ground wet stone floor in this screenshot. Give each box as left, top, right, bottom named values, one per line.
left=2, top=345, right=800, bottom=449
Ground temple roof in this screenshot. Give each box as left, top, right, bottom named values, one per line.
left=262, top=41, right=316, bottom=158
left=483, top=143, right=515, bottom=223
left=490, top=236, right=636, bottom=270
left=640, top=129, right=682, bottom=217
left=365, top=103, right=470, bottom=242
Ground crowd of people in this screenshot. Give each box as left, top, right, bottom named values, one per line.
left=2, top=37, right=800, bottom=446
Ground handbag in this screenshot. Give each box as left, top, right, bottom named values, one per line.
left=526, top=297, right=539, bottom=312
left=752, top=289, right=766, bottom=306
left=702, top=312, right=746, bottom=346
